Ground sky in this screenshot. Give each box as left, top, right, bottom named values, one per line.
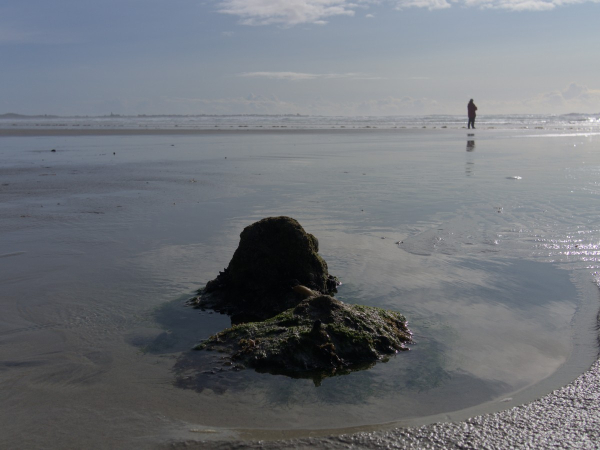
left=1, top=0, right=599, bottom=116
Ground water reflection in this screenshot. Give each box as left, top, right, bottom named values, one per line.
left=466, top=140, right=475, bottom=176
left=143, top=254, right=577, bottom=428
left=3, top=131, right=600, bottom=442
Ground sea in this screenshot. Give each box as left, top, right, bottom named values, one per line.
left=1, top=112, right=600, bottom=132
left=1, top=113, right=600, bottom=447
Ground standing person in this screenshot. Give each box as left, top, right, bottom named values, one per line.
left=467, top=99, right=477, bottom=129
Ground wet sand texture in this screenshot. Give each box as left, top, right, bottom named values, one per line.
left=1, top=129, right=599, bottom=448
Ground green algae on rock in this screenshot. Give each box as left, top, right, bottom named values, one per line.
left=189, top=216, right=339, bottom=322
left=195, top=295, right=412, bottom=384
left=188, top=216, right=412, bottom=382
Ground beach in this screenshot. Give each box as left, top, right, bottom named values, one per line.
left=1, top=123, right=599, bottom=448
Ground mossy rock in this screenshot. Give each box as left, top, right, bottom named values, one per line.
left=195, top=295, right=412, bottom=384
left=187, top=216, right=412, bottom=383
left=191, top=216, right=339, bottom=322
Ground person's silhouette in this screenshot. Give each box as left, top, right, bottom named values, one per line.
left=468, top=99, right=477, bottom=129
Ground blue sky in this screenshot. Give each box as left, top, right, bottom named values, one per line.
left=2, top=0, right=599, bottom=116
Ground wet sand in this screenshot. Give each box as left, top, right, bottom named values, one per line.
left=1, top=128, right=599, bottom=448
left=186, top=357, right=600, bottom=448
left=0, top=128, right=397, bottom=137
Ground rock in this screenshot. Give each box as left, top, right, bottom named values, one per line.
left=191, top=216, right=339, bottom=322
left=195, top=295, right=412, bottom=385
left=293, top=285, right=317, bottom=299
left=188, top=216, right=411, bottom=382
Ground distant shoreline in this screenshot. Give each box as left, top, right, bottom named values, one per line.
left=0, top=128, right=414, bottom=137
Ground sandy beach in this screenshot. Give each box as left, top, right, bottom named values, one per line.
left=1, top=127, right=599, bottom=448
left=5, top=0, right=600, bottom=445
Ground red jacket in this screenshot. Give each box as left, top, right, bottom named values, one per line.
left=468, top=102, right=477, bottom=118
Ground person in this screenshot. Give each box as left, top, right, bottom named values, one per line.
left=467, top=99, right=477, bottom=129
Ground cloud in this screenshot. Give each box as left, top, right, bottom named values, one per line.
left=532, top=83, right=600, bottom=111
left=487, top=83, right=600, bottom=113
left=162, top=83, right=600, bottom=116
left=562, top=82, right=589, bottom=100
left=215, top=0, right=600, bottom=25
left=238, top=71, right=385, bottom=80
left=391, top=0, right=600, bottom=11
left=393, top=0, right=451, bottom=10
left=239, top=71, right=320, bottom=80
left=456, top=0, right=558, bottom=11
left=356, top=96, right=440, bottom=114
left=155, top=83, right=600, bottom=116
left=216, top=0, right=362, bottom=26
left=164, top=93, right=441, bottom=115
left=165, top=93, right=297, bottom=115
left=398, top=0, right=600, bottom=12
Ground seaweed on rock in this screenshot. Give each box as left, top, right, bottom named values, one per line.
left=187, top=216, right=412, bottom=383
left=196, top=295, right=412, bottom=385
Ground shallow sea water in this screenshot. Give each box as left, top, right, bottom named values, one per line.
left=1, top=128, right=600, bottom=447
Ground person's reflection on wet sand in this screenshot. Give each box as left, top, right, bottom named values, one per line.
left=466, top=140, right=475, bottom=176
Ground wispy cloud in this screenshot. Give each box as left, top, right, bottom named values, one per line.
left=164, top=93, right=442, bottom=115
left=158, top=82, right=600, bottom=115
left=216, top=0, right=600, bottom=26
left=239, top=71, right=320, bottom=80
left=396, top=0, right=600, bottom=11
left=527, top=83, right=600, bottom=110
left=483, top=83, right=600, bottom=113
left=165, top=93, right=297, bottom=114
left=216, top=0, right=362, bottom=26
left=392, top=0, right=451, bottom=10
left=238, top=71, right=385, bottom=80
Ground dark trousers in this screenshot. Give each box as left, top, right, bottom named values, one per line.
left=468, top=117, right=475, bottom=129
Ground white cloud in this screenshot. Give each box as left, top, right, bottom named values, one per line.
left=562, top=82, right=588, bottom=100
left=530, top=83, right=600, bottom=111
left=216, top=0, right=361, bottom=26
left=487, top=83, right=600, bottom=113
left=239, top=71, right=320, bottom=80
left=393, top=0, right=451, bottom=10
left=356, top=96, right=440, bottom=114
left=162, top=83, right=600, bottom=116
left=216, top=0, right=600, bottom=25
left=165, top=94, right=297, bottom=115
left=238, top=71, right=385, bottom=80
left=164, top=93, right=441, bottom=115
left=395, top=0, right=600, bottom=11
left=483, top=0, right=556, bottom=11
